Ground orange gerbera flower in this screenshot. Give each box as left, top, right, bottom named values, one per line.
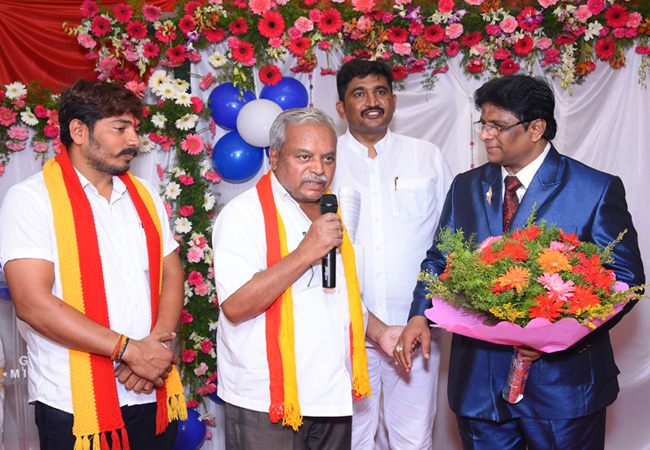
left=528, top=292, right=564, bottom=321
left=536, top=248, right=572, bottom=274
left=512, top=225, right=541, bottom=242
left=495, top=266, right=530, bottom=293
left=564, top=284, right=600, bottom=314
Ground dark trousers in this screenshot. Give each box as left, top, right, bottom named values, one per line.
left=225, top=402, right=352, bottom=450
left=34, top=401, right=178, bottom=450
left=456, top=409, right=607, bottom=450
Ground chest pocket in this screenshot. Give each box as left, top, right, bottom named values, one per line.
left=390, top=178, right=430, bottom=218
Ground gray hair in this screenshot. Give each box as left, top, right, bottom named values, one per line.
left=269, top=108, right=338, bottom=152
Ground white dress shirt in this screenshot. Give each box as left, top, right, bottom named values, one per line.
left=212, top=173, right=366, bottom=417
left=0, top=170, right=178, bottom=413
left=331, top=129, right=452, bottom=326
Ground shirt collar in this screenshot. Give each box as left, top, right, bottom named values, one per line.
left=75, top=168, right=127, bottom=197
left=343, top=128, right=393, bottom=157
left=501, top=142, right=551, bottom=190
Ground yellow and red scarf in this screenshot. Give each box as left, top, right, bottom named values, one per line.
left=255, top=171, right=370, bottom=431
left=43, top=147, right=186, bottom=450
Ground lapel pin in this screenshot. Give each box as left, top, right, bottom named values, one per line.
left=486, top=186, right=493, bottom=205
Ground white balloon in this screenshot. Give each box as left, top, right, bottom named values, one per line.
left=236, top=99, right=283, bottom=148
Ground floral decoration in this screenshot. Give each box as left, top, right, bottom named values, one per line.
left=419, top=212, right=646, bottom=328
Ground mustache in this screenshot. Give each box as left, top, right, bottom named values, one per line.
left=361, top=107, right=384, bottom=117
left=119, top=147, right=138, bottom=157
left=302, top=173, right=328, bottom=183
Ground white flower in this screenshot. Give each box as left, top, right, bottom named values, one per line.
left=165, top=181, right=181, bottom=200
left=148, top=70, right=172, bottom=93
left=5, top=82, right=27, bottom=100
left=158, top=82, right=177, bottom=100
left=176, top=114, right=199, bottom=131
left=20, top=108, right=39, bottom=126
left=151, top=113, right=167, bottom=128
left=139, top=135, right=155, bottom=153
left=203, top=192, right=216, bottom=211
left=175, top=91, right=192, bottom=107
left=199, top=159, right=211, bottom=176
left=173, top=79, right=190, bottom=92
left=209, top=321, right=218, bottom=331
left=171, top=166, right=186, bottom=177
left=175, top=217, right=192, bottom=234
left=584, top=22, right=603, bottom=41
left=208, top=51, right=227, bottom=68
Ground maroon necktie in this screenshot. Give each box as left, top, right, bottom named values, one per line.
left=503, top=175, right=522, bottom=233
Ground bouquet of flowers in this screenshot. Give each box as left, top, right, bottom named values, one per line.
left=420, top=212, right=646, bottom=403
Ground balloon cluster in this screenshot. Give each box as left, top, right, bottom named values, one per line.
left=208, top=78, right=309, bottom=183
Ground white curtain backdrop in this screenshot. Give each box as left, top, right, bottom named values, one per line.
left=0, top=46, right=648, bottom=449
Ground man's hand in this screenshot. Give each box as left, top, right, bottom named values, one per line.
left=393, top=315, right=431, bottom=372
left=377, top=325, right=404, bottom=357
left=515, top=345, right=544, bottom=362
left=296, top=213, right=343, bottom=264
left=119, top=331, right=179, bottom=388
left=114, top=363, right=156, bottom=394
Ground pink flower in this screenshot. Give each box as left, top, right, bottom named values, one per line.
left=627, top=12, right=642, bottom=29
left=77, top=33, right=96, bottom=49
left=587, top=0, right=604, bottom=16
left=485, top=24, right=501, bottom=36
left=182, top=349, right=196, bottom=363
left=0, top=164, right=5, bottom=177
left=34, top=105, right=47, bottom=118
left=445, top=23, right=463, bottom=40
left=179, top=174, right=194, bottom=185
left=208, top=267, right=215, bottom=280
left=200, top=72, right=216, bottom=90
left=541, top=48, right=560, bottom=66
left=33, top=141, right=49, bottom=153
left=0, top=107, right=17, bottom=127
left=200, top=340, right=214, bottom=353
left=181, top=134, right=205, bottom=156
left=318, top=41, right=331, bottom=51
left=113, top=3, right=133, bottom=24
left=446, top=41, right=460, bottom=57
left=269, top=37, right=283, bottom=48
left=197, top=383, right=217, bottom=395
left=195, top=282, right=210, bottom=297
left=536, top=37, right=552, bottom=50
left=294, top=17, right=314, bottom=34
left=99, top=57, right=119, bottom=72
left=191, top=97, right=203, bottom=113
left=43, top=125, right=59, bottom=138
left=186, top=399, right=200, bottom=408
left=193, top=236, right=208, bottom=248
left=142, top=41, right=160, bottom=59
left=187, top=247, right=205, bottom=263
left=500, top=16, right=518, bottom=34
left=352, top=0, right=375, bottom=13
left=574, top=5, right=592, bottom=23
left=8, top=126, right=28, bottom=140
left=80, top=0, right=99, bottom=18
left=161, top=137, right=175, bottom=152
left=90, top=15, right=111, bottom=37
left=194, top=362, right=209, bottom=376
left=6, top=141, right=26, bottom=152
left=52, top=137, right=62, bottom=154
left=309, top=9, right=322, bottom=22
left=393, top=43, right=411, bottom=56
left=636, top=46, right=650, bottom=55
left=142, top=4, right=162, bottom=22
left=538, top=0, right=560, bottom=7
left=537, top=273, right=575, bottom=302
left=473, top=43, right=487, bottom=55
left=125, top=81, right=146, bottom=98
left=477, top=236, right=502, bottom=253
left=438, top=0, right=454, bottom=13
left=205, top=170, right=221, bottom=183
left=156, top=164, right=165, bottom=180
left=493, top=48, right=511, bottom=60
left=179, top=205, right=194, bottom=217
left=249, top=0, right=271, bottom=14
left=180, top=310, right=194, bottom=324
left=465, top=0, right=484, bottom=4
left=188, top=271, right=204, bottom=286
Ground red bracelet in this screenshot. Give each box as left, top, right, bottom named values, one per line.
left=111, top=334, right=127, bottom=361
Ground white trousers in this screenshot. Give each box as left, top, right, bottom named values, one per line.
left=352, top=335, right=442, bottom=450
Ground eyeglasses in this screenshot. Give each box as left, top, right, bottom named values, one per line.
left=474, top=120, right=528, bottom=136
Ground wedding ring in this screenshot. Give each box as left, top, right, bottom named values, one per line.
left=394, top=345, right=403, bottom=352
left=161, top=342, right=170, bottom=350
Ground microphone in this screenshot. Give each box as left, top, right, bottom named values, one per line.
left=320, top=194, right=338, bottom=289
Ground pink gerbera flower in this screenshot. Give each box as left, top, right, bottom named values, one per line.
left=142, top=4, right=162, bottom=22
left=181, top=134, right=205, bottom=155
left=80, top=0, right=99, bottom=18
left=113, top=3, right=133, bottom=24
left=90, top=15, right=111, bottom=37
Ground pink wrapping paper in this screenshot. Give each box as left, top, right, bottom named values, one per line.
left=424, top=296, right=626, bottom=353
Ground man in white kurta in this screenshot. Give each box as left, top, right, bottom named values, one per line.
left=212, top=108, right=401, bottom=449
left=332, top=59, right=453, bottom=449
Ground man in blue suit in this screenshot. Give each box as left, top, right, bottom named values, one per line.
left=394, top=75, right=645, bottom=449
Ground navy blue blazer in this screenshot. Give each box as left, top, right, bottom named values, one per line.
left=410, top=146, right=645, bottom=421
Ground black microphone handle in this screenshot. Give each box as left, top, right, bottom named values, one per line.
left=322, top=248, right=336, bottom=288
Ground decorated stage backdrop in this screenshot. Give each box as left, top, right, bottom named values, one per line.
left=0, top=1, right=649, bottom=449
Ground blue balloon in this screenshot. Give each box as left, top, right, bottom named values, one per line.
left=212, top=131, right=264, bottom=183
left=172, top=409, right=206, bottom=450
left=208, top=83, right=255, bottom=130
left=208, top=391, right=224, bottom=405
left=260, top=77, right=309, bottom=110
